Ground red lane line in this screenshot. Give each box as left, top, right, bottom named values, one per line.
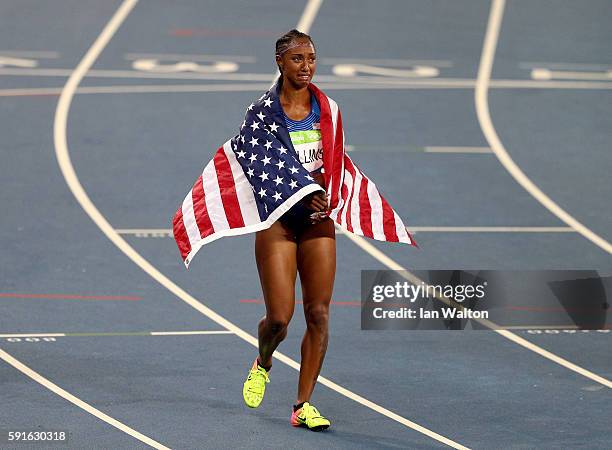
left=240, top=299, right=361, bottom=307
left=0, top=293, right=142, bottom=301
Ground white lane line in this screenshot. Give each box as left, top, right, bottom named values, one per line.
left=0, top=348, right=171, bottom=449
left=1, top=333, right=65, bottom=338
left=124, top=52, right=256, bottom=63
left=0, top=331, right=233, bottom=338
left=519, top=62, right=612, bottom=71
left=341, top=229, right=612, bottom=389
left=44, top=0, right=168, bottom=448
left=5, top=81, right=612, bottom=100
left=3, top=77, right=612, bottom=95
left=531, top=68, right=612, bottom=81
left=424, top=146, right=492, bottom=153
left=149, top=331, right=232, bottom=336
left=52, top=0, right=467, bottom=448
left=501, top=325, right=582, bottom=330
left=0, top=56, right=38, bottom=68
left=295, top=0, right=324, bottom=32
left=475, top=0, right=612, bottom=255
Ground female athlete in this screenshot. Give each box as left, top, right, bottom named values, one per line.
left=242, top=29, right=334, bottom=432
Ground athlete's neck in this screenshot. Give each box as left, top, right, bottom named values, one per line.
left=279, top=82, right=310, bottom=108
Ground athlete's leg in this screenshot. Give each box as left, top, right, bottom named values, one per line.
left=255, top=220, right=298, bottom=369
left=295, top=218, right=336, bottom=403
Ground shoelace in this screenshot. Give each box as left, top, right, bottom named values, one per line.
left=246, top=367, right=269, bottom=394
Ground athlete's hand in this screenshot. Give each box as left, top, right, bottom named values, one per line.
left=303, top=192, right=328, bottom=212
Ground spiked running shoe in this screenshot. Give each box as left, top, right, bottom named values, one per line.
left=242, top=359, right=270, bottom=408
left=290, top=402, right=331, bottom=431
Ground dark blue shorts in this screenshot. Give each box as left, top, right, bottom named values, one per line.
left=279, top=202, right=312, bottom=236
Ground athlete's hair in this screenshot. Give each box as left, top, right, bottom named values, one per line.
left=275, top=29, right=316, bottom=74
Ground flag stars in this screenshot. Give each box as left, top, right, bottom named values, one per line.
left=275, top=160, right=285, bottom=170
left=305, top=174, right=314, bottom=181
left=264, top=140, right=272, bottom=150
left=269, top=122, right=279, bottom=133
left=249, top=121, right=260, bottom=131
left=258, top=171, right=269, bottom=181
left=279, top=146, right=287, bottom=155
left=263, top=98, right=273, bottom=108
left=289, top=166, right=299, bottom=174
left=240, top=135, right=245, bottom=143
left=261, top=155, right=272, bottom=166
left=249, top=137, right=259, bottom=148
left=236, top=149, right=246, bottom=159
left=258, top=187, right=267, bottom=198
left=289, top=180, right=298, bottom=189
left=273, top=175, right=283, bottom=186
left=256, top=111, right=266, bottom=121
left=246, top=167, right=255, bottom=177
left=248, top=153, right=258, bottom=163
left=241, top=119, right=246, bottom=130
left=272, top=191, right=282, bottom=202
left=247, top=103, right=255, bottom=111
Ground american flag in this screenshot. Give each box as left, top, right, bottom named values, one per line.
left=173, top=82, right=416, bottom=268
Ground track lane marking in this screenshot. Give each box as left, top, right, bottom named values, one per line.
left=0, top=348, right=171, bottom=449
left=0, top=1, right=171, bottom=449
left=51, top=0, right=468, bottom=448
left=0, top=331, right=233, bottom=338
left=475, top=0, right=612, bottom=255
left=1, top=2, right=170, bottom=448
left=4, top=80, right=612, bottom=99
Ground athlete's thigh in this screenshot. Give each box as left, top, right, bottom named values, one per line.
left=255, top=220, right=298, bottom=321
left=296, top=219, right=336, bottom=305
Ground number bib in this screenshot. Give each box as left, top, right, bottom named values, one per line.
left=289, top=128, right=323, bottom=173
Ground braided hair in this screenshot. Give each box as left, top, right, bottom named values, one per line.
left=275, top=29, right=316, bottom=74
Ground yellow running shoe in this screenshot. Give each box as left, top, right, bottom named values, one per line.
left=242, top=359, right=270, bottom=408
left=290, top=402, right=331, bottom=431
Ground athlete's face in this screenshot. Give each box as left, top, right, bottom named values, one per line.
left=277, top=38, right=316, bottom=88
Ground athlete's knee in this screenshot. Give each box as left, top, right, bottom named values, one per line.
left=304, top=303, right=330, bottom=331
left=266, top=315, right=291, bottom=336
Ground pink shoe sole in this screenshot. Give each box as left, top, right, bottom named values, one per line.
left=290, top=410, right=301, bottom=427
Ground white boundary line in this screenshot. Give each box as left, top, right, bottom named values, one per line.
left=519, top=62, right=612, bottom=70
left=3, top=80, right=612, bottom=99
left=0, top=349, right=171, bottom=449
left=0, top=331, right=234, bottom=338
left=50, top=0, right=468, bottom=448
left=475, top=0, right=612, bottom=255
